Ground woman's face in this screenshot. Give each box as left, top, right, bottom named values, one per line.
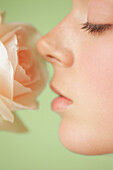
left=37, top=0, right=113, bottom=155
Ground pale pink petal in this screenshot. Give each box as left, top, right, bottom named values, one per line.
left=0, top=114, right=28, bottom=133
left=1, top=26, right=23, bottom=43
left=16, top=46, right=41, bottom=86
left=14, top=92, right=39, bottom=109
left=5, top=34, right=18, bottom=73
left=13, top=53, right=48, bottom=107
left=0, top=95, right=39, bottom=111
left=0, top=41, right=13, bottom=99
left=14, top=62, right=48, bottom=108
left=18, top=47, right=33, bottom=71
left=14, top=80, right=32, bottom=97
left=25, top=51, right=49, bottom=89
left=14, top=64, right=31, bottom=83
left=23, top=63, right=40, bottom=86
left=0, top=23, right=41, bottom=45
left=0, top=98, right=14, bottom=123
left=22, top=49, right=45, bottom=87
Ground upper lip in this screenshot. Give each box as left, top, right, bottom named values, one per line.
left=50, top=84, right=73, bottom=101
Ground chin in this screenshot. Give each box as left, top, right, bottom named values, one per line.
left=58, top=119, right=113, bottom=156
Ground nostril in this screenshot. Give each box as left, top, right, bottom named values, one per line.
left=46, top=55, right=62, bottom=63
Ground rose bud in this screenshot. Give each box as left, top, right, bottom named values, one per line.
left=0, top=12, right=48, bottom=132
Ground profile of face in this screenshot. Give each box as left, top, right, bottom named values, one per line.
left=37, top=0, right=113, bottom=155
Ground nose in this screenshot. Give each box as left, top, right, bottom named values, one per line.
left=37, top=21, right=74, bottom=67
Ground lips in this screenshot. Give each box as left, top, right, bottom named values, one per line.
left=50, top=84, right=73, bottom=112
left=50, top=84, right=72, bottom=102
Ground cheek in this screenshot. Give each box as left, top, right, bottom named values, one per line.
left=75, top=42, right=113, bottom=110
left=86, top=49, right=112, bottom=97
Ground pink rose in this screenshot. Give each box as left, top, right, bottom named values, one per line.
left=0, top=12, right=48, bottom=132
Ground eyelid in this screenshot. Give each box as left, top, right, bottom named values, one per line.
left=80, top=21, right=113, bottom=35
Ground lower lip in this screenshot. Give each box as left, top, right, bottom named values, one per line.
left=51, top=96, right=73, bottom=112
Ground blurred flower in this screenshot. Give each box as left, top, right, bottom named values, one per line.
left=0, top=11, right=48, bottom=132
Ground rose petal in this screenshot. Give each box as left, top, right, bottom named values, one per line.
left=1, top=26, right=24, bottom=43
left=14, top=80, right=32, bottom=97
left=23, top=63, right=40, bottom=86
left=0, top=22, right=41, bottom=46
left=13, top=53, right=48, bottom=107
left=0, top=41, right=13, bottom=99
left=14, top=62, right=48, bottom=108
left=0, top=114, right=28, bottom=133
left=22, top=50, right=45, bottom=86
left=5, top=34, right=18, bottom=73
left=0, top=94, right=39, bottom=111
left=0, top=98, right=14, bottom=123
left=14, top=64, right=31, bottom=84
left=14, top=92, right=40, bottom=109
left=18, top=47, right=33, bottom=71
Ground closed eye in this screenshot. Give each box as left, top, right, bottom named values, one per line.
left=80, top=21, right=113, bottom=35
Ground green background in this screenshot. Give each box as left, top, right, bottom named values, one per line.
left=0, top=0, right=113, bottom=169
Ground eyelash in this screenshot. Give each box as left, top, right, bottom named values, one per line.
left=81, top=22, right=113, bottom=35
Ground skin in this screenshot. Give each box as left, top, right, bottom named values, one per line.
left=37, top=0, right=113, bottom=155
left=88, top=0, right=113, bottom=24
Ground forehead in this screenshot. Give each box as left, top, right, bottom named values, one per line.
left=89, top=0, right=113, bottom=8
left=88, top=0, right=113, bottom=23
left=73, top=0, right=89, bottom=7
left=73, top=0, right=113, bottom=9
left=72, top=0, right=89, bottom=12
left=73, top=0, right=113, bottom=23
